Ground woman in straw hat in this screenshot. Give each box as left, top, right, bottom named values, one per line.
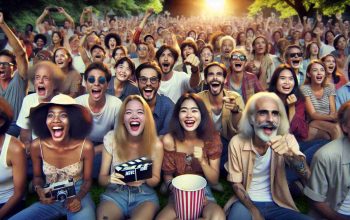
left=0, top=98, right=26, bottom=219
left=156, top=93, right=225, bottom=220
left=97, top=95, right=163, bottom=220
left=11, top=94, right=95, bottom=220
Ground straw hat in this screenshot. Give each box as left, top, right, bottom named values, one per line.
left=29, top=94, right=92, bottom=139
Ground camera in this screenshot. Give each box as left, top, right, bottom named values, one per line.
left=44, top=178, right=76, bottom=202
left=115, top=157, right=153, bottom=183
left=48, top=7, right=59, bottom=12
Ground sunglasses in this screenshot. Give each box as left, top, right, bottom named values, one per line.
left=87, top=76, right=106, bottom=84
left=138, top=76, right=159, bottom=85
left=231, top=54, right=247, bottom=61
left=289, top=52, right=303, bottom=58
left=0, top=62, right=14, bottom=67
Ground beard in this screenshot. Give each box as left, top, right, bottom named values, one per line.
left=253, top=121, right=279, bottom=143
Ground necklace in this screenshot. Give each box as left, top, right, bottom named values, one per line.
left=185, top=154, right=193, bottom=166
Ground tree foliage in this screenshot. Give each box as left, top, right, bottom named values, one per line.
left=249, top=0, right=350, bottom=19
left=0, top=0, right=163, bottom=30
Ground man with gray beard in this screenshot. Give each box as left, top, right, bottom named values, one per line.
left=225, top=92, right=312, bottom=220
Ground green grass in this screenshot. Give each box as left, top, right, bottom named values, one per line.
left=25, top=177, right=309, bottom=214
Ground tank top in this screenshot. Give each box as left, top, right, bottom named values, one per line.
left=40, top=139, right=85, bottom=184
left=0, top=134, right=14, bottom=204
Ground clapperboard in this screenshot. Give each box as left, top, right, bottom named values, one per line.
left=114, top=157, right=153, bottom=182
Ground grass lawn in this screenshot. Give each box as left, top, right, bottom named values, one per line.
left=25, top=177, right=309, bottom=214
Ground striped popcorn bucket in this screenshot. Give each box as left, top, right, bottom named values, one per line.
left=172, top=174, right=207, bottom=220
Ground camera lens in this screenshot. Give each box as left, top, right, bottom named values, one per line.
left=57, top=190, right=68, bottom=202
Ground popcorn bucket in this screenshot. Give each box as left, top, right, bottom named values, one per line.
left=172, top=174, right=207, bottom=220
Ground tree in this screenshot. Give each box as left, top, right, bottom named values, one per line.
left=249, top=0, right=350, bottom=19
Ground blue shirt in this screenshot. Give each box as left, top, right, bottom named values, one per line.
left=153, top=94, right=174, bottom=135
left=336, top=82, right=350, bottom=110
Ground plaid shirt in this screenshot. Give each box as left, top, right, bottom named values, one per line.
left=225, top=71, right=264, bottom=103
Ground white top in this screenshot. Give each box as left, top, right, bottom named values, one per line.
left=0, top=134, right=14, bottom=204
left=16, top=93, right=40, bottom=140
left=72, top=54, right=86, bottom=74
left=76, top=94, right=122, bottom=143
left=338, top=190, right=350, bottom=215
left=158, top=70, right=191, bottom=103
left=248, top=147, right=273, bottom=202
left=212, top=110, right=223, bottom=133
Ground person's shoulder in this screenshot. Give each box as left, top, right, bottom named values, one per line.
left=224, top=90, right=241, bottom=98
left=154, top=137, right=164, bottom=151
left=75, top=94, right=88, bottom=102
left=106, top=94, right=122, bottom=105
left=157, top=94, right=175, bottom=105
left=7, top=134, right=25, bottom=153
left=82, top=139, right=94, bottom=151
left=313, top=138, right=343, bottom=161
left=197, top=90, right=209, bottom=97
left=161, top=133, right=175, bottom=151
left=23, top=93, right=39, bottom=102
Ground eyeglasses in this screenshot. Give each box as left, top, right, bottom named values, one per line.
left=87, top=76, right=106, bottom=84
left=231, top=54, right=247, bottom=61
left=289, top=52, right=303, bottom=58
left=0, top=62, right=14, bottom=67
left=138, top=47, right=148, bottom=51
left=138, top=76, right=159, bottom=85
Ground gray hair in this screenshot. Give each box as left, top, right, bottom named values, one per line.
left=219, top=35, right=236, bottom=50
left=238, top=92, right=290, bottom=138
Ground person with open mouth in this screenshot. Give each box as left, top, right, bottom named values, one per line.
left=245, top=36, right=275, bottom=90
left=226, top=92, right=312, bottom=220
left=157, top=93, right=225, bottom=220
left=321, top=54, right=347, bottom=90
left=214, top=35, right=235, bottom=70
left=155, top=45, right=201, bottom=103
left=97, top=95, right=163, bottom=220
left=76, top=62, right=122, bottom=178
left=285, top=45, right=306, bottom=86
left=198, top=62, right=244, bottom=175
left=225, top=49, right=264, bottom=104
left=11, top=94, right=96, bottom=220
left=174, top=39, right=198, bottom=75
left=135, top=61, right=174, bottom=136
left=17, top=61, right=65, bottom=158
left=301, top=60, right=342, bottom=141
left=53, top=47, right=83, bottom=98
left=106, top=56, right=139, bottom=101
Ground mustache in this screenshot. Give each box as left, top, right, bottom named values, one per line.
left=256, top=121, right=278, bottom=130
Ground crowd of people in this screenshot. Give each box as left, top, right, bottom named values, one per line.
left=1, top=5, right=350, bottom=220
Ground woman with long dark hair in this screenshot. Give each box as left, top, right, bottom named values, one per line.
left=156, top=93, right=225, bottom=220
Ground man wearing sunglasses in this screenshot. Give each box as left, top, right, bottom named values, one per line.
left=226, top=49, right=264, bottom=103
left=135, top=61, right=174, bottom=136
left=0, top=12, right=29, bottom=137
left=197, top=62, right=244, bottom=175
left=76, top=62, right=122, bottom=177
left=284, top=45, right=305, bottom=86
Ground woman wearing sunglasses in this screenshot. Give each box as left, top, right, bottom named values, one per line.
left=301, top=60, right=342, bottom=141
left=156, top=93, right=225, bottom=220
left=225, top=49, right=264, bottom=103
left=76, top=62, right=122, bottom=178
left=106, top=57, right=140, bottom=101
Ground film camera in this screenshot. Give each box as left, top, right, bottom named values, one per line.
left=44, top=178, right=76, bottom=202
left=114, top=157, right=153, bottom=183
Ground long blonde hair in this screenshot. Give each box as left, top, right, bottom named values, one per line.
left=114, top=95, right=157, bottom=161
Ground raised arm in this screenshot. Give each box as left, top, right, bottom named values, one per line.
left=58, top=7, right=75, bottom=29
left=36, top=8, right=49, bottom=33
left=133, top=8, right=154, bottom=44
left=0, top=12, right=28, bottom=79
